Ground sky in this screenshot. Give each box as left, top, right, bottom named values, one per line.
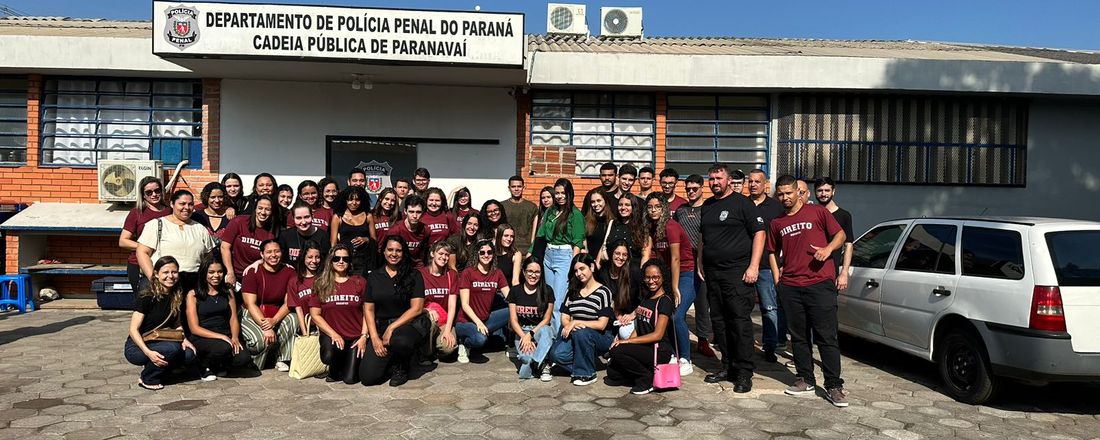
left=3, top=0, right=1098, bottom=51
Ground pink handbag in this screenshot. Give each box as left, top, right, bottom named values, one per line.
left=652, top=297, right=681, bottom=390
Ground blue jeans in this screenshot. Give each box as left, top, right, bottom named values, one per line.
left=124, top=338, right=196, bottom=385
left=543, top=246, right=573, bottom=330
left=548, top=328, right=613, bottom=378
left=516, top=325, right=555, bottom=379
left=455, top=307, right=510, bottom=349
left=756, top=269, right=787, bottom=352
left=674, top=270, right=696, bottom=361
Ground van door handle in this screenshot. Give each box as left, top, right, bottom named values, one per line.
left=866, top=280, right=879, bottom=288
left=932, top=287, right=952, bottom=296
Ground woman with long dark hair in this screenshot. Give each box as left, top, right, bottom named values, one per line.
left=289, top=180, right=332, bottom=231
left=308, top=245, right=369, bottom=384
left=124, top=256, right=196, bottom=390
left=494, top=224, right=523, bottom=286
left=221, top=173, right=246, bottom=213
left=449, top=186, right=478, bottom=220
left=370, top=188, right=399, bottom=242
left=277, top=184, right=294, bottom=210
left=218, top=194, right=278, bottom=286
left=318, top=177, right=340, bottom=212
left=420, top=240, right=459, bottom=361
left=287, top=244, right=323, bottom=336
left=477, top=199, right=508, bottom=241
left=597, top=240, right=643, bottom=340
left=607, top=259, right=675, bottom=395
left=330, top=186, right=373, bottom=275
left=278, top=201, right=331, bottom=265
left=530, top=185, right=554, bottom=247
left=454, top=239, right=511, bottom=363
left=508, top=256, right=555, bottom=381
left=546, top=253, right=614, bottom=385
left=185, top=257, right=250, bottom=380
left=121, top=176, right=171, bottom=295
left=535, top=178, right=585, bottom=329
left=601, top=193, right=652, bottom=267
left=193, top=181, right=236, bottom=234
left=583, top=190, right=614, bottom=258
left=361, top=235, right=427, bottom=386
left=240, top=173, right=277, bottom=216
left=422, top=187, right=458, bottom=247
left=136, top=190, right=216, bottom=295
left=240, top=240, right=299, bottom=371
left=446, top=213, right=479, bottom=272
left=645, top=192, right=697, bottom=376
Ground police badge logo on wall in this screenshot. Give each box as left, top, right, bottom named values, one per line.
left=164, top=5, right=200, bottom=49
left=356, top=160, right=393, bottom=195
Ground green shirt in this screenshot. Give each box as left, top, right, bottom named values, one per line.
left=536, top=206, right=585, bottom=248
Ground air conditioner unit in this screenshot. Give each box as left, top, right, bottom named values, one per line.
left=97, top=160, right=162, bottom=203
left=547, top=3, right=587, bottom=35
left=600, top=7, right=643, bottom=38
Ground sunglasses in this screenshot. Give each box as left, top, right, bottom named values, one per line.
left=685, top=187, right=702, bottom=192
left=332, top=256, right=350, bottom=263
left=478, top=250, right=494, bottom=256
left=144, top=189, right=162, bottom=196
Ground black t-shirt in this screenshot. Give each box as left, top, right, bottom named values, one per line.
left=508, top=285, right=550, bottom=327
left=605, top=222, right=642, bottom=264
left=134, top=294, right=180, bottom=335
left=595, top=264, right=642, bottom=314
left=755, top=196, right=785, bottom=263
left=633, top=294, right=675, bottom=347
left=365, top=269, right=425, bottom=322
left=585, top=216, right=609, bottom=255
left=700, top=193, right=766, bottom=269
left=192, top=293, right=232, bottom=335
left=830, top=207, right=855, bottom=269
left=278, top=228, right=331, bottom=264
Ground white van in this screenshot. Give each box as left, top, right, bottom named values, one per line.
left=839, top=216, right=1100, bottom=404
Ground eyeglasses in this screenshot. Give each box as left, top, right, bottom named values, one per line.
left=644, top=276, right=662, bottom=281
left=478, top=250, right=494, bottom=256
left=332, top=256, right=350, bottom=263
left=685, top=187, right=702, bottom=193
left=660, top=181, right=677, bottom=187
left=144, top=189, right=162, bottom=196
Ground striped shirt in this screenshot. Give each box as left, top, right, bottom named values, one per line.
left=674, top=203, right=702, bottom=250
left=559, top=285, right=613, bottom=321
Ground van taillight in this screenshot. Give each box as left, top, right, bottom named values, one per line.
left=1030, top=286, right=1066, bottom=332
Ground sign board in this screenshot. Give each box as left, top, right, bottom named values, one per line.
left=152, top=1, right=525, bottom=67
left=356, top=160, right=393, bottom=195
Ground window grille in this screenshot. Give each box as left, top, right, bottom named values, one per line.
left=531, top=91, right=655, bottom=175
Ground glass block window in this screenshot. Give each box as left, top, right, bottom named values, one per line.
left=0, top=77, right=28, bottom=164
left=666, top=95, right=770, bottom=176
left=776, top=94, right=1027, bottom=186
left=531, top=91, right=656, bottom=175
left=41, top=78, right=203, bottom=167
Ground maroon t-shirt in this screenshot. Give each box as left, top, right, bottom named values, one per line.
left=123, top=207, right=171, bottom=264
left=421, top=210, right=458, bottom=247
left=287, top=276, right=315, bottom=308
left=373, top=214, right=392, bottom=241
left=653, top=219, right=695, bottom=272
left=767, top=204, right=843, bottom=287
left=387, top=219, right=430, bottom=267
left=667, top=196, right=688, bottom=218
left=285, top=206, right=332, bottom=231
left=306, top=275, right=366, bottom=339
left=457, top=267, right=508, bottom=323
left=242, top=264, right=296, bottom=318
left=218, top=215, right=275, bottom=276
left=420, top=266, right=457, bottom=314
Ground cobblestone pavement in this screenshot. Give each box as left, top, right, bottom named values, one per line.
left=1, top=310, right=1098, bottom=440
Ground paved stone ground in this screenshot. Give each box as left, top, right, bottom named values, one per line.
left=1, top=310, right=1098, bottom=440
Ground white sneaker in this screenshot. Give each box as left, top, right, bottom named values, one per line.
left=275, top=361, right=290, bottom=372
left=200, top=368, right=217, bottom=382
left=679, top=358, right=694, bottom=376
left=540, top=363, right=553, bottom=382
left=457, top=344, right=470, bottom=364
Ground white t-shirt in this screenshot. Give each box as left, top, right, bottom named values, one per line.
left=137, top=217, right=216, bottom=272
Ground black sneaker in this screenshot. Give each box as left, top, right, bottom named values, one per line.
left=762, top=350, right=778, bottom=364
left=703, top=370, right=731, bottom=383
left=389, top=365, right=409, bottom=387
left=630, top=383, right=653, bottom=395
left=825, top=387, right=849, bottom=407
left=571, top=374, right=598, bottom=386
left=324, top=376, right=339, bottom=383
left=733, top=376, right=753, bottom=393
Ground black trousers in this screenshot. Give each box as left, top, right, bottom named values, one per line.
left=777, top=281, right=844, bottom=389
left=359, top=323, right=422, bottom=386
left=320, top=333, right=362, bottom=384
left=704, top=265, right=756, bottom=377
left=127, top=263, right=143, bottom=305
left=607, top=343, right=672, bottom=388
left=190, top=335, right=252, bottom=371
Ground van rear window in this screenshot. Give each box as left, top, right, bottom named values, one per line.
left=1046, top=231, right=1100, bottom=286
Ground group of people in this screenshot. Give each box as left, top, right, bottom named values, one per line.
left=118, top=162, right=854, bottom=404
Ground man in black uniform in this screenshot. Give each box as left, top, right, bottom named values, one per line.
left=814, top=177, right=854, bottom=290
left=697, top=164, right=766, bottom=393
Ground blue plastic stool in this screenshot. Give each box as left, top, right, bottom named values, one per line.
left=0, top=274, right=34, bottom=314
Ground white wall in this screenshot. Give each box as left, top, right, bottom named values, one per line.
left=838, top=98, right=1100, bottom=235
left=219, top=80, right=518, bottom=206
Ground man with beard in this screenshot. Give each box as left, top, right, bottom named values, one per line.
left=747, top=169, right=786, bottom=363
left=814, top=177, right=853, bottom=290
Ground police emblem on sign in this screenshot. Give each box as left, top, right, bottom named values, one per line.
left=164, top=5, right=200, bottom=49
left=356, top=160, right=393, bottom=195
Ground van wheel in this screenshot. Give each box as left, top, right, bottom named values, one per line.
left=937, top=330, right=996, bottom=404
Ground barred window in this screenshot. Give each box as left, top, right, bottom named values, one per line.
left=666, top=94, right=769, bottom=176
left=776, top=94, right=1027, bottom=186
left=41, top=78, right=203, bottom=167
left=0, top=77, right=28, bottom=164
left=531, top=91, right=655, bottom=175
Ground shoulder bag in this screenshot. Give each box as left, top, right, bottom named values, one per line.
left=141, top=304, right=185, bottom=342
left=652, top=296, right=681, bottom=390
left=288, top=315, right=328, bottom=379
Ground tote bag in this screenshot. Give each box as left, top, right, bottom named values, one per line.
left=289, top=316, right=328, bottom=379
left=652, top=296, right=681, bottom=390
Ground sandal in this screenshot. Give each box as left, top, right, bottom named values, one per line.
left=138, top=381, right=164, bottom=391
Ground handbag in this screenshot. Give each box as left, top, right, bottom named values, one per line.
left=652, top=296, right=681, bottom=390
left=141, top=307, right=185, bottom=342
left=289, top=315, right=328, bottom=379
